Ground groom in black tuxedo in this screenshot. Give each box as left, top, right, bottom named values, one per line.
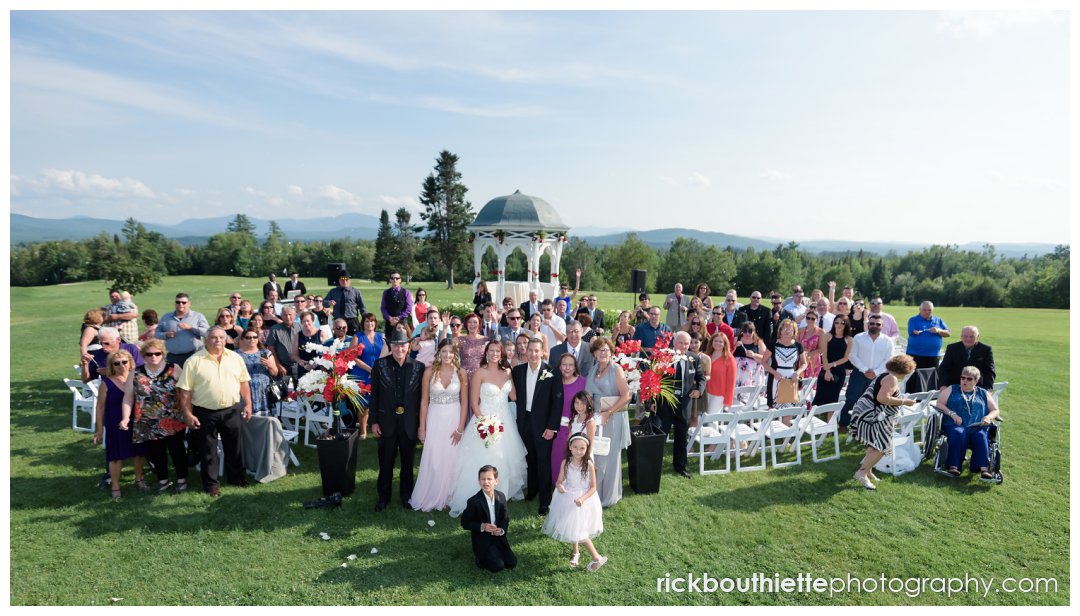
left=511, top=338, right=560, bottom=515
left=369, top=329, right=425, bottom=511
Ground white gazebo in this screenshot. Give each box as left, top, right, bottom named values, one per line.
left=467, top=190, right=571, bottom=307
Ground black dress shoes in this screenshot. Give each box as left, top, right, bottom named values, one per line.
left=677, top=470, right=692, bottom=479
left=374, top=501, right=388, bottom=512
left=538, top=507, right=549, bottom=516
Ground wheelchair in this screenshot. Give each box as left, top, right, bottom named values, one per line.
left=922, top=411, right=1003, bottom=484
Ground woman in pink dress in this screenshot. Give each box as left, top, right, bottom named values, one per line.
left=456, top=312, right=489, bottom=380
left=798, top=309, right=823, bottom=379
left=410, top=340, right=469, bottom=512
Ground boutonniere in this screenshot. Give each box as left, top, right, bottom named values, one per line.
left=538, top=370, right=554, bottom=381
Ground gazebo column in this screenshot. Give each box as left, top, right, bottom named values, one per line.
left=550, top=240, right=563, bottom=285
left=472, top=241, right=482, bottom=292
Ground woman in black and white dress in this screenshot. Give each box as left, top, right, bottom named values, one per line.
left=849, top=354, right=917, bottom=490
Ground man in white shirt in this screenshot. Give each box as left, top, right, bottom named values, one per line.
left=868, top=296, right=900, bottom=342
left=781, top=285, right=809, bottom=323
left=538, top=300, right=566, bottom=352
left=839, top=314, right=895, bottom=429
left=549, top=321, right=594, bottom=377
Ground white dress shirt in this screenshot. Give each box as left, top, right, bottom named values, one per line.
left=525, top=363, right=541, bottom=413
left=849, top=332, right=896, bottom=375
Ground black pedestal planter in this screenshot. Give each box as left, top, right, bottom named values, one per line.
left=316, top=429, right=359, bottom=497
left=628, top=424, right=666, bottom=494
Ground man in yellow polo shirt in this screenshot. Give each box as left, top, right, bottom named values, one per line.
left=178, top=326, right=253, bottom=497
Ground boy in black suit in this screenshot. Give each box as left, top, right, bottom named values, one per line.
left=460, top=465, right=517, bottom=573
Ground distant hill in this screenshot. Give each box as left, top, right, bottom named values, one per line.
left=10, top=213, right=380, bottom=244
left=10, top=214, right=1060, bottom=258
left=578, top=228, right=775, bottom=252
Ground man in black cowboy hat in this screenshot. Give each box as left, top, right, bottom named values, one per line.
left=368, top=328, right=424, bottom=511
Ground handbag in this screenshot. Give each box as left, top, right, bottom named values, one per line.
left=266, top=379, right=284, bottom=405
left=776, top=377, right=798, bottom=405
left=592, top=423, right=611, bottom=457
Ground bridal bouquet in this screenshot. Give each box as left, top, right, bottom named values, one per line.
left=475, top=415, right=505, bottom=448
left=296, top=338, right=371, bottom=418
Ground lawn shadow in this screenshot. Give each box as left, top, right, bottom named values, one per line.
left=11, top=378, right=80, bottom=433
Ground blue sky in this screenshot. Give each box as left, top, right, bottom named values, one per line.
left=8, top=10, right=1070, bottom=244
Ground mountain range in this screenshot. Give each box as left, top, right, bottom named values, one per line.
left=9, top=213, right=1060, bottom=258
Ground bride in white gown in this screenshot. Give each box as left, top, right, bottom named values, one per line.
left=447, top=341, right=529, bottom=517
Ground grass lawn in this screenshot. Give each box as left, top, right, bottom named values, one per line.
left=8, top=276, right=1070, bottom=605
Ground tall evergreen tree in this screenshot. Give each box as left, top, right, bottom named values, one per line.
left=418, top=150, right=474, bottom=289
left=372, top=209, right=396, bottom=282
left=227, top=213, right=257, bottom=236
left=394, top=207, right=419, bottom=283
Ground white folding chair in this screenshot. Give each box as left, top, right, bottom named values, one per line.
left=877, top=410, right=923, bottom=476
left=797, top=377, right=817, bottom=406
left=696, top=412, right=737, bottom=475
left=796, top=402, right=843, bottom=462
left=303, top=394, right=333, bottom=447
left=991, top=381, right=1008, bottom=406
left=731, top=409, right=772, bottom=472
left=732, top=384, right=763, bottom=409
left=905, top=391, right=936, bottom=449
left=276, top=399, right=304, bottom=437
left=765, top=406, right=807, bottom=468
left=65, top=378, right=97, bottom=433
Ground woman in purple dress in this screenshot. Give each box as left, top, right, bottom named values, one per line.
left=551, top=352, right=586, bottom=485
left=92, top=349, right=146, bottom=500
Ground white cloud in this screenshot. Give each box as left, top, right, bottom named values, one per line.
left=241, top=186, right=257, bottom=195
left=12, top=52, right=252, bottom=130
left=935, top=11, right=1063, bottom=38
left=658, top=176, right=679, bottom=187
left=759, top=169, right=792, bottom=181
left=317, top=184, right=362, bottom=207
left=378, top=195, right=421, bottom=210
left=688, top=172, right=712, bottom=187
left=40, top=168, right=154, bottom=198
left=287, top=185, right=303, bottom=197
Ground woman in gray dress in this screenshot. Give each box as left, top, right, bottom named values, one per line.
left=585, top=337, right=632, bottom=507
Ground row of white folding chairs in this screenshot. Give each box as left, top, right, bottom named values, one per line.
left=691, top=401, right=844, bottom=475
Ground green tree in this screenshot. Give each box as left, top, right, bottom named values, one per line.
left=100, top=218, right=167, bottom=295
left=419, top=150, right=474, bottom=289
left=372, top=209, right=396, bottom=282
left=227, top=213, right=257, bottom=235
left=606, top=232, right=659, bottom=292
left=394, top=207, right=419, bottom=283
left=263, top=221, right=289, bottom=273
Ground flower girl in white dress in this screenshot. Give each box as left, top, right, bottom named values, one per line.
left=542, top=433, right=607, bottom=571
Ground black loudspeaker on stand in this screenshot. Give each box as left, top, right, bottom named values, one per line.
left=629, top=270, right=647, bottom=294
left=326, top=262, right=347, bottom=286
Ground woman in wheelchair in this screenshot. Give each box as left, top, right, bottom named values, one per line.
left=934, top=366, right=999, bottom=480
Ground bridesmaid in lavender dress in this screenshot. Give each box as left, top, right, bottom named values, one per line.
left=409, top=340, right=470, bottom=512
left=551, top=353, right=586, bottom=486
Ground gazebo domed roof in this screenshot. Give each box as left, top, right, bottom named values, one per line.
left=469, top=190, right=569, bottom=231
